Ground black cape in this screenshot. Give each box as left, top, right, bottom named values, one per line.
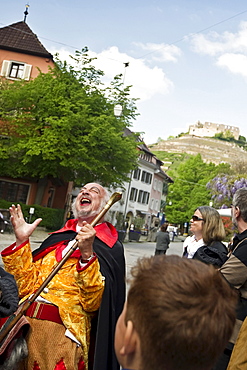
left=32, top=229, right=126, bottom=370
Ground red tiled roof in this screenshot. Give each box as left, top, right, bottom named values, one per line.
left=0, top=21, right=53, bottom=59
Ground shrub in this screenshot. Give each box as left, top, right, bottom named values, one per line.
left=0, top=199, right=65, bottom=231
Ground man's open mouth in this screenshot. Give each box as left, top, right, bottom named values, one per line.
left=80, top=198, right=91, bottom=206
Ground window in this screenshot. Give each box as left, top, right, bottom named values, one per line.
left=129, top=187, right=138, bottom=202
left=0, top=181, right=29, bottom=203
left=143, top=192, right=149, bottom=204
left=9, top=63, right=25, bottom=79
left=0, top=60, right=32, bottom=80
left=141, top=171, right=152, bottom=184
left=138, top=190, right=143, bottom=203
left=133, top=168, right=141, bottom=180
left=155, top=200, right=159, bottom=212
left=137, top=190, right=150, bottom=204
left=153, top=179, right=157, bottom=190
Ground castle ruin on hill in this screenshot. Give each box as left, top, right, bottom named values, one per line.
left=189, top=121, right=239, bottom=140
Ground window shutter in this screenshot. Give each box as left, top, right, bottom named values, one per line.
left=0, top=60, right=10, bottom=77
left=23, top=64, right=32, bottom=80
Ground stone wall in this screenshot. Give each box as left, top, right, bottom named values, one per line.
left=189, top=121, right=239, bottom=140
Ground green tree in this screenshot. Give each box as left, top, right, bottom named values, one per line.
left=239, top=135, right=246, bottom=142
left=214, top=132, right=224, bottom=139
left=0, top=49, right=139, bottom=187
left=165, top=154, right=231, bottom=224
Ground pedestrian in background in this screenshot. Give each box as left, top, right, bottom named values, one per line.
left=167, top=223, right=175, bottom=241
left=154, top=223, right=170, bottom=255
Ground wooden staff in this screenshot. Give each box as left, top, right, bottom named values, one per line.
left=0, top=191, right=122, bottom=344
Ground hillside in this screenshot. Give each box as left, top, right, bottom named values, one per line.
left=149, top=135, right=247, bottom=169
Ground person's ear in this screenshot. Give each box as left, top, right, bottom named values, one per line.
left=234, top=206, right=241, bottom=218
left=119, top=320, right=139, bottom=355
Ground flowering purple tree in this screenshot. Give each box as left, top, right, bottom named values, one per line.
left=207, top=175, right=247, bottom=208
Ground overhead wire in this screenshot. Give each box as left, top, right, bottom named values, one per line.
left=136, top=9, right=247, bottom=60
left=1, top=9, right=247, bottom=65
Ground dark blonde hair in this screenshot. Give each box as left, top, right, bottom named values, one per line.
left=160, top=223, right=168, bottom=232
left=126, top=255, right=237, bottom=370
left=197, top=206, right=225, bottom=245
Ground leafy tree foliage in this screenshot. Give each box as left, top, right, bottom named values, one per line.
left=165, top=154, right=231, bottom=224
left=0, top=49, right=139, bottom=187
left=239, top=135, right=246, bottom=142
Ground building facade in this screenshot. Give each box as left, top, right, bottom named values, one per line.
left=109, top=142, right=173, bottom=234
left=0, top=20, right=72, bottom=210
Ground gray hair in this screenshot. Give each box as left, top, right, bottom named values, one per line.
left=233, top=187, right=247, bottom=222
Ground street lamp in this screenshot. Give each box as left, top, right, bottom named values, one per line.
left=114, top=104, right=122, bottom=117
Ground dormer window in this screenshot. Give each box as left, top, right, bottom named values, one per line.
left=0, top=60, right=32, bottom=80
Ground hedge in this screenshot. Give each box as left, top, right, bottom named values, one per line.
left=0, top=199, right=65, bottom=231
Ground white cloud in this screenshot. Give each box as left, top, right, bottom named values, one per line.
left=50, top=45, right=174, bottom=101
left=133, top=42, right=182, bottom=63
left=190, top=21, right=247, bottom=78
left=217, top=53, right=247, bottom=77
left=190, top=32, right=227, bottom=56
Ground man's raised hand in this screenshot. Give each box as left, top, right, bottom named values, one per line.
left=9, top=204, right=42, bottom=247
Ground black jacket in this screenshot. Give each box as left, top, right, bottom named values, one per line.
left=0, top=267, right=19, bottom=318
left=193, top=241, right=228, bottom=267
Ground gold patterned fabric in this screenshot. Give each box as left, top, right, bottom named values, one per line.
left=2, top=241, right=105, bottom=369
left=17, top=318, right=85, bottom=370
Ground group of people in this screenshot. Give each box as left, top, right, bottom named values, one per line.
left=182, top=191, right=247, bottom=370
left=0, top=183, right=247, bottom=369
left=155, top=188, right=247, bottom=369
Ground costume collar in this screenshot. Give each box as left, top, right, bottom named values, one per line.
left=52, top=219, right=118, bottom=248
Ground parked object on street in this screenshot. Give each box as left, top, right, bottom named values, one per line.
left=0, top=209, right=12, bottom=234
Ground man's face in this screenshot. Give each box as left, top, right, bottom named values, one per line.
left=75, top=183, right=106, bottom=219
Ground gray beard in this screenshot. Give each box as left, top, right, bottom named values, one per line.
left=232, top=217, right=238, bottom=230
left=71, top=199, right=102, bottom=220
left=75, top=208, right=99, bottom=219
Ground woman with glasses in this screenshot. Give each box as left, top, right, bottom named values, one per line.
left=183, top=206, right=228, bottom=267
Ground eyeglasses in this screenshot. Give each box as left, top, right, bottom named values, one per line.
left=191, top=215, right=204, bottom=222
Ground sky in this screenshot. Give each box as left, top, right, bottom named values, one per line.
left=1, top=1, right=247, bottom=144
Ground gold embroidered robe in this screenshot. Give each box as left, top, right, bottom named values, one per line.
left=2, top=241, right=105, bottom=366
